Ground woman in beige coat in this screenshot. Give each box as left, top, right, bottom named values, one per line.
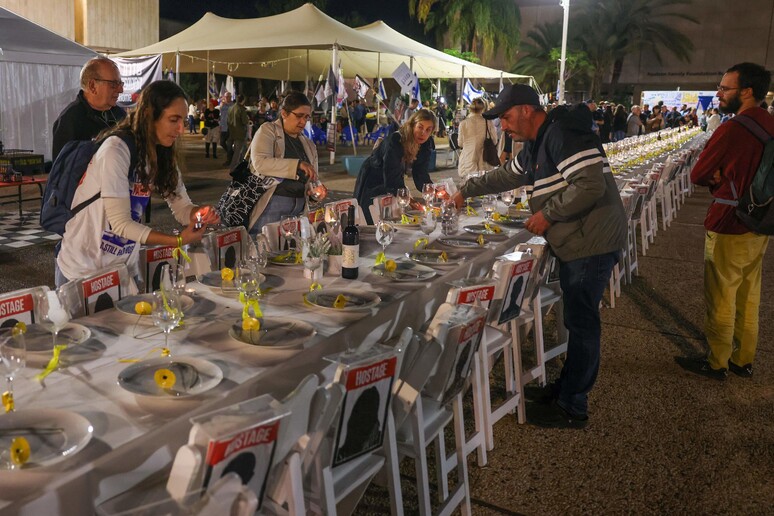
left=457, top=97, right=497, bottom=178
left=246, top=92, right=318, bottom=235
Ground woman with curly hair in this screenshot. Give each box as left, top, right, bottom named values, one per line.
left=354, top=108, right=436, bottom=224
left=55, top=80, right=220, bottom=286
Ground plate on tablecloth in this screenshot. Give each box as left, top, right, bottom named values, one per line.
left=118, top=356, right=223, bottom=399
left=372, top=261, right=437, bottom=281
left=0, top=409, right=93, bottom=469
left=229, top=317, right=316, bottom=350
left=197, top=271, right=267, bottom=293
left=304, top=289, right=381, bottom=311
left=436, top=238, right=484, bottom=249
left=463, top=224, right=506, bottom=236
left=116, top=294, right=194, bottom=316
left=25, top=322, right=91, bottom=355
left=406, top=249, right=464, bottom=266
left=268, top=252, right=303, bottom=266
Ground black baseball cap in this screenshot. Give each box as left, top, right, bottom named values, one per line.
left=483, top=84, right=541, bottom=120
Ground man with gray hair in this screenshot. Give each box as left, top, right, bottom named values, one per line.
left=626, top=105, right=644, bottom=137
left=52, top=56, right=126, bottom=161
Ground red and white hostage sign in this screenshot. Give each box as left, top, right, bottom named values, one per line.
left=0, top=293, right=35, bottom=326
left=83, top=270, right=121, bottom=315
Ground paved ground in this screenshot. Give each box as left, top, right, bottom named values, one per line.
left=2, top=133, right=772, bottom=514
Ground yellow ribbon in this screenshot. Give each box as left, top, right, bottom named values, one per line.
left=172, top=246, right=191, bottom=263
left=401, top=214, right=412, bottom=224
left=374, top=252, right=386, bottom=265
left=2, top=391, right=14, bottom=413
left=466, top=206, right=478, bottom=216
left=414, top=238, right=429, bottom=249
left=274, top=250, right=296, bottom=263
left=477, top=234, right=485, bottom=246
left=240, top=292, right=263, bottom=319
left=311, top=208, right=325, bottom=223
left=35, top=344, right=67, bottom=382
left=309, top=282, right=322, bottom=291
left=294, top=252, right=303, bottom=265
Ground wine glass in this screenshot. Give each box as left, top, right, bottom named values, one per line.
left=434, top=183, right=448, bottom=207
left=35, top=290, right=71, bottom=352
left=301, top=239, right=324, bottom=290
left=482, top=195, right=497, bottom=222
left=306, top=179, right=328, bottom=213
left=150, top=290, right=183, bottom=354
left=280, top=215, right=299, bottom=251
left=500, top=189, right=515, bottom=206
left=247, top=234, right=270, bottom=271
left=422, top=183, right=435, bottom=207
left=419, top=209, right=437, bottom=236
left=237, top=261, right=263, bottom=302
left=375, top=219, right=395, bottom=255
left=0, top=328, right=25, bottom=413
left=397, top=188, right=411, bottom=215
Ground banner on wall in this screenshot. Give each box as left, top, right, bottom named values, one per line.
left=640, top=90, right=718, bottom=111
left=111, top=55, right=163, bottom=109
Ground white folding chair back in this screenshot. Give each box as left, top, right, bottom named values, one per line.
left=0, top=286, right=49, bottom=328
left=59, top=263, right=135, bottom=318
left=369, top=194, right=397, bottom=224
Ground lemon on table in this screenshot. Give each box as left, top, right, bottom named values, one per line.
left=439, top=251, right=448, bottom=262
left=12, top=321, right=26, bottom=336
left=154, top=368, right=176, bottom=390
left=221, top=267, right=235, bottom=281
left=10, top=437, right=30, bottom=466
left=134, top=301, right=152, bottom=315
left=333, top=294, right=348, bottom=309
left=384, top=259, right=397, bottom=272
left=492, top=212, right=502, bottom=221
left=477, top=234, right=485, bottom=246
left=491, top=224, right=502, bottom=234
left=242, top=317, right=261, bottom=331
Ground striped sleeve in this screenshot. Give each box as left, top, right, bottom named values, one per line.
left=555, top=147, right=604, bottom=182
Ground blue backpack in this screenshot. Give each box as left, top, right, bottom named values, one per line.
left=40, top=133, right=137, bottom=235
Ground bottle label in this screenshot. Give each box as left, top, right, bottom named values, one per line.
left=342, top=244, right=359, bottom=268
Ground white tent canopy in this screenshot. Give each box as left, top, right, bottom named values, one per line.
left=116, top=3, right=523, bottom=81
left=0, top=7, right=97, bottom=160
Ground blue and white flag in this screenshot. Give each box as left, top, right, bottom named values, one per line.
left=226, top=75, right=236, bottom=97
left=412, top=73, right=422, bottom=108
left=378, top=78, right=387, bottom=100
left=166, top=69, right=175, bottom=82
left=208, top=72, right=218, bottom=99
left=462, top=79, right=484, bottom=104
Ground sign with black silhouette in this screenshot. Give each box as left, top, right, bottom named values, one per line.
left=333, top=356, right=397, bottom=467
left=142, top=245, right=177, bottom=293
left=332, top=199, right=356, bottom=227
left=439, top=314, right=486, bottom=404
left=0, top=293, right=35, bottom=328
left=497, top=260, right=534, bottom=325
left=200, top=419, right=280, bottom=509
left=547, top=256, right=560, bottom=284
left=82, top=271, right=122, bottom=315
left=377, top=195, right=395, bottom=221
left=217, top=230, right=243, bottom=269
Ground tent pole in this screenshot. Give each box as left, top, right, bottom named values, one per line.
left=175, top=51, right=180, bottom=85
left=206, top=50, right=210, bottom=105
left=376, top=53, right=381, bottom=110
left=437, top=78, right=441, bottom=102
left=330, top=45, right=338, bottom=165
left=305, top=50, right=310, bottom=98
left=461, top=65, right=465, bottom=106
left=499, top=72, right=503, bottom=92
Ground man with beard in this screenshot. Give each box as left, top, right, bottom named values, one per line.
left=451, top=84, right=627, bottom=428
left=678, top=62, right=774, bottom=380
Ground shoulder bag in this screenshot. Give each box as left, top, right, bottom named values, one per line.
left=216, top=149, right=268, bottom=228
left=482, top=122, right=501, bottom=167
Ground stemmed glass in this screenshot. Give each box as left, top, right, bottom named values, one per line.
left=419, top=209, right=437, bottom=236
left=280, top=215, right=299, bottom=251
left=482, top=195, right=497, bottom=222
left=237, top=261, right=263, bottom=303
left=0, top=328, right=25, bottom=413
left=434, top=183, right=448, bottom=208
left=150, top=290, right=183, bottom=354
left=422, top=183, right=435, bottom=207
left=306, top=179, right=328, bottom=212
left=397, top=188, right=411, bottom=215
left=247, top=234, right=270, bottom=272
left=500, top=189, right=515, bottom=207
left=301, top=239, right=324, bottom=290
left=375, top=219, right=395, bottom=256
left=36, top=290, right=71, bottom=352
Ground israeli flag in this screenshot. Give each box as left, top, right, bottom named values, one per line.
left=378, top=78, right=387, bottom=100
left=208, top=72, right=218, bottom=99
left=412, top=73, right=422, bottom=108
left=462, top=79, right=483, bottom=104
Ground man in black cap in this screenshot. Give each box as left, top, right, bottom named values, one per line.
left=452, top=84, right=627, bottom=428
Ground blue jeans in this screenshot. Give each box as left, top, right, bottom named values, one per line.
left=555, top=251, right=619, bottom=416
left=249, top=195, right=306, bottom=236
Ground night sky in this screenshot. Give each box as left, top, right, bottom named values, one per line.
left=159, top=0, right=432, bottom=46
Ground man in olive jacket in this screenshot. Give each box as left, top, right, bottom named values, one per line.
left=452, top=84, right=627, bottom=428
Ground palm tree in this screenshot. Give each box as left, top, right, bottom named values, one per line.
left=512, top=20, right=563, bottom=92
left=575, top=0, right=697, bottom=96
left=409, top=0, right=521, bottom=62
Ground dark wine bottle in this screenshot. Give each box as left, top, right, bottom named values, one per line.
left=341, top=206, right=359, bottom=279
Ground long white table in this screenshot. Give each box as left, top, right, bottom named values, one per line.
left=1, top=214, right=530, bottom=514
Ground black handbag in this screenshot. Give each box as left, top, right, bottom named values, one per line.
left=482, top=122, right=500, bottom=167
left=216, top=151, right=267, bottom=228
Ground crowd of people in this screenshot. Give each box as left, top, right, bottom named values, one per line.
left=47, top=55, right=773, bottom=430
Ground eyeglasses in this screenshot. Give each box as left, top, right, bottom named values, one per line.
left=716, top=85, right=739, bottom=93
left=95, top=78, right=124, bottom=89
left=290, top=112, right=312, bottom=121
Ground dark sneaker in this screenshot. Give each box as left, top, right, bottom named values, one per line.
left=675, top=356, right=727, bottom=380
left=728, top=361, right=753, bottom=378
left=523, top=383, right=557, bottom=404
left=527, top=400, right=588, bottom=429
